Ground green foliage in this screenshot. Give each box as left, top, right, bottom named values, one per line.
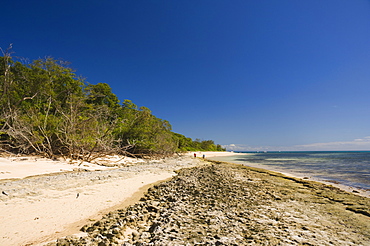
left=117, top=102, right=177, bottom=156
left=85, top=82, right=120, bottom=111
left=173, top=134, right=226, bottom=152
left=0, top=51, right=224, bottom=159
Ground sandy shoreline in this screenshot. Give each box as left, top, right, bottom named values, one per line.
left=49, top=161, right=370, bottom=245
left=0, top=154, right=206, bottom=246
left=185, top=151, right=246, bottom=158
left=1, top=151, right=369, bottom=245
left=0, top=151, right=238, bottom=181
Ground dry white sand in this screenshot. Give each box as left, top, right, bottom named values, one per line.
left=1, top=172, right=172, bottom=245
left=0, top=155, right=145, bottom=180
left=1, top=152, right=368, bottom=245
left=186, top=151, right=245, bottom=158
left=0, top=153, right=214, bottom=246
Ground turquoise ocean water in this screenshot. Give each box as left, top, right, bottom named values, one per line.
left=209, top=151, right=370, bottom=191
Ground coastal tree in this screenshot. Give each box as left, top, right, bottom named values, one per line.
left=0, top=50, right=225, bottom=158
left=116, top=101, right=177, bottom=157
left=0, top=56, right=86, bottom=157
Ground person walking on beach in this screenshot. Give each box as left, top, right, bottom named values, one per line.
left=194, top=153, right=197, bottom=158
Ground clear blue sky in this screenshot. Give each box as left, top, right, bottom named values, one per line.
left=2, top=0, right=370, bottom=151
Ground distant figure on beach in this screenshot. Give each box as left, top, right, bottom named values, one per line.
left=194, top=153, right=196, bottom=158
left=203, top=154, right=205, bottom=159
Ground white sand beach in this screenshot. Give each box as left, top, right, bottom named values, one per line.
left=2, top=151, right=369, bottom=245
left=0, top=154, right=211, bottom=245
left=186, top=151, right=245, bottom=158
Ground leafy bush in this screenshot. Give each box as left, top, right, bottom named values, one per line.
left=0, top=50, right=224, bottom=159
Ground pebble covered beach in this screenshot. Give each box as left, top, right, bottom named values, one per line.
left=49, top=159, right=370, bottom=246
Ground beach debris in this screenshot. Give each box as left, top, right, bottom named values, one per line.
left=2, top=191, right=9, bottom=196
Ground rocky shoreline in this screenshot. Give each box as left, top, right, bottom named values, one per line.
left=0, top=156, right=204, bottom=245
left=49, top=160, right=370, bottom=246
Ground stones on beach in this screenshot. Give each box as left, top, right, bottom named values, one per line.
left=49, top=161, right=370, bottom=246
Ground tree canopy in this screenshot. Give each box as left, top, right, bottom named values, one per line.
left=0, top=50, right=225, bottom=159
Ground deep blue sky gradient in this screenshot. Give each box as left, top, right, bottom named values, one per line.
left=2, top=0, right=370, bottom=150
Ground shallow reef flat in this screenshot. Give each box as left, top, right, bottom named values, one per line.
left=50, top=160, right=370, bottom=245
